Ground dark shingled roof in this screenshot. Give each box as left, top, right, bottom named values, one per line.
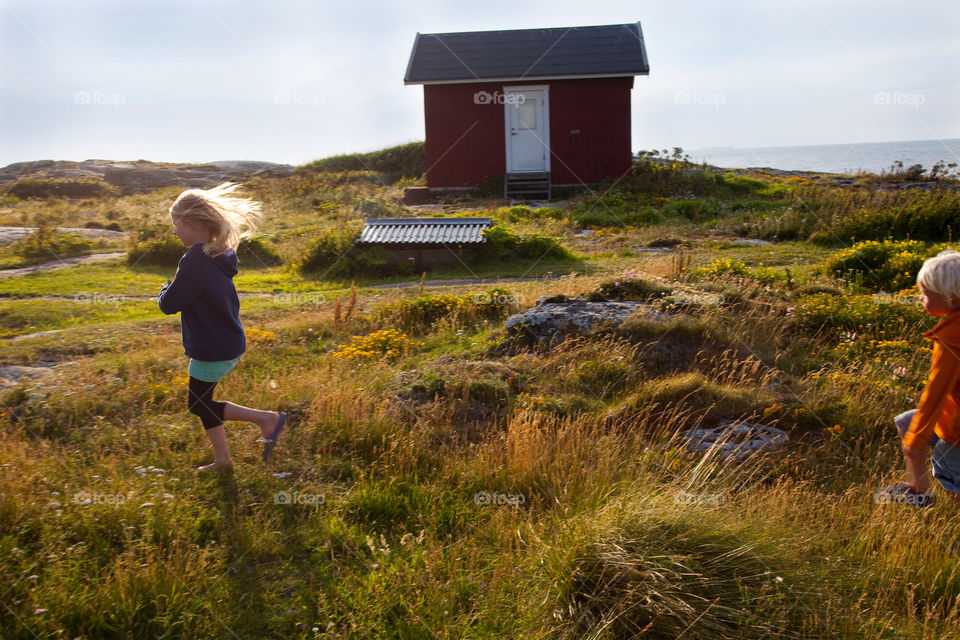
left=404, top=22, right=648, bottom=85
left=357, top=218, right=492, bottom=244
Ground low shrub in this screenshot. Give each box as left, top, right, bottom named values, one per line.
left=662, top=198, right=720, bottom=222
left=126, top=233, right=185, bottom=267
left=8, top=177, right=116, bottom=199
left=379, top=287, right=521, bottom=331
left=127, top=233, right=282, bottom=268
left=235, top=236, right=283, bottom=267
left=297, top=224, right=366, bottom=276
left=354, top=196, right=398, bottom=217
left=495, top=205, right=566, bottom=223
left=331, top=329, right=418, bottom=360
left=482, top=225, right=574, bottom=261
left=13, top=227, right=94, bottom=261
left=788, top=290, right=929, bottom=335
left=696, top=257, right=749, bottom=279
left=822, top=239, right=943, bottom=291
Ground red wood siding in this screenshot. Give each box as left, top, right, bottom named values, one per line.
left=548, top=77, right=633, bottom=185
left=422, top=77, right=634, bottom=188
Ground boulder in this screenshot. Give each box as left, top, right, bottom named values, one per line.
left=0, top=365, right=54, bottom=387
left=504, top=296, right=668, bottom=343
left=683, top=420, right=787, bottom=461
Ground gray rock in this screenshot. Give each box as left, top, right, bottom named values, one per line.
left=631, top=246, right=675, bottom=253
left=505, top=297, right=668, bottom=343
left=683, top=420, right=787, bottom=461
left=0, top=365, right=54, bottom=383
left=0, top=227, right=128, bottom=245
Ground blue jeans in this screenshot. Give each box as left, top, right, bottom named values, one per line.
left=896, top=409, right=960, bottom=494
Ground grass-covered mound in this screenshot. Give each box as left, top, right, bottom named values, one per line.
left=298, top=141, right=425, bottom=184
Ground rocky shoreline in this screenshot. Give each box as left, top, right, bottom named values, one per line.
left=0, top=159, right=294, bottom=192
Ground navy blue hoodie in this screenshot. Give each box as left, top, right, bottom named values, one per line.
left=158, top=243, right=246, bottom=361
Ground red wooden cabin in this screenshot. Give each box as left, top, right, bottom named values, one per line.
left=404, top=22, right=649, bottom=199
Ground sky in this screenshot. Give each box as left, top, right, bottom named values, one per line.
left=0, top=0, right=957, bottom=168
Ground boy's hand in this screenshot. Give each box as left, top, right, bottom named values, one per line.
left=903, top=443, right=931, bottom=494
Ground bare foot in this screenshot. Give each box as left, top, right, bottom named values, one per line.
left=197, top=461, right=234, bottom=472
left=259, top=411, right=281, bottom=439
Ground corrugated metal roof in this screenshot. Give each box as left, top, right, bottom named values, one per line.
left=357, top=218, right=492, bottom=244
left=404, top=22, right=649, bottom=85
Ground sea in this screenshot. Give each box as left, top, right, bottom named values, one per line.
left=688, top=138, right=960, bottom=175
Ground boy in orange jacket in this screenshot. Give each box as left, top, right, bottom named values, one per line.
left=880, top=251, right=960, bottom=508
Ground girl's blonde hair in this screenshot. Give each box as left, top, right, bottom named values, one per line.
left=918, top=250, right=960, bottom=306
left=169, top=182, right=262, bottom=258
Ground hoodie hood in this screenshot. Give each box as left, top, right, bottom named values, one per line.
left=213, top=248, right=239, bottom=278
left=191, top=243, right=238, bottom=278
left=925, top=309, right=960, bottom=347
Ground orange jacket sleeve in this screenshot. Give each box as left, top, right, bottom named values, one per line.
left=903, top=340, right=960, bottom=449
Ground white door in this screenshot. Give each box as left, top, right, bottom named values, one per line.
left=505, top=87, right=549, bottom=173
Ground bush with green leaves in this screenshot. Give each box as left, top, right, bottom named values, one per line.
left=495, top=205, right=566, bottom=223
left=126, top=233, right=185, bottom=267
left=696, top=257, right=750, bottom=279
left=8, top=177, right=116, bottom=199
left=481, top=225, right=574, bottom=262
left=379, top=287, right=521, bottom=330
left=127, top=233, right=283, bottom=268
left=822, top=239, right=946, bottom=291
left=12, top=227, right=94, bottom=261
left=662, top=198, right=721, bottom=222
left=353, top=196, right=398, bottom=217
left=298, top=225, right=361, bottom=274
left=235, top=237, right=283, bottom=267
left=791, top=291, right=929, bottom=335
left=626, top=150, right=784, bottom=198
left=297, top=224, right=401, bottom=278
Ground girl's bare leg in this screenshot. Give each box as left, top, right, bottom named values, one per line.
left=221, top=402, right=281, bottom=438
left=198, top=425, right=233, bottom=471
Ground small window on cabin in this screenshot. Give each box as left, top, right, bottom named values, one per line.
left=517, top=100, right=536, bottom=130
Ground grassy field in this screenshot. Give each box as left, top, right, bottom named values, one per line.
left=2, top=155, right=960, bottom=638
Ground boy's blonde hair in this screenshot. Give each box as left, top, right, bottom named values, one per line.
left=917, top=250, right=960, bottom=306
left=169, top=182, right=262, bottom=258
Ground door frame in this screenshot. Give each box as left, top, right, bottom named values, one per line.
left=503, top=84, right=550, bottom=173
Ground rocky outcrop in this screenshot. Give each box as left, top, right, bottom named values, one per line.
left=0, top=159, right=294, bottom=192
left=0, top=365, right=55, bottom=388
left=683, top=420, right=788, bottom=461
left=0, top=227, right=127, bottom=244
left=504, top=296, right=668, bottom=344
